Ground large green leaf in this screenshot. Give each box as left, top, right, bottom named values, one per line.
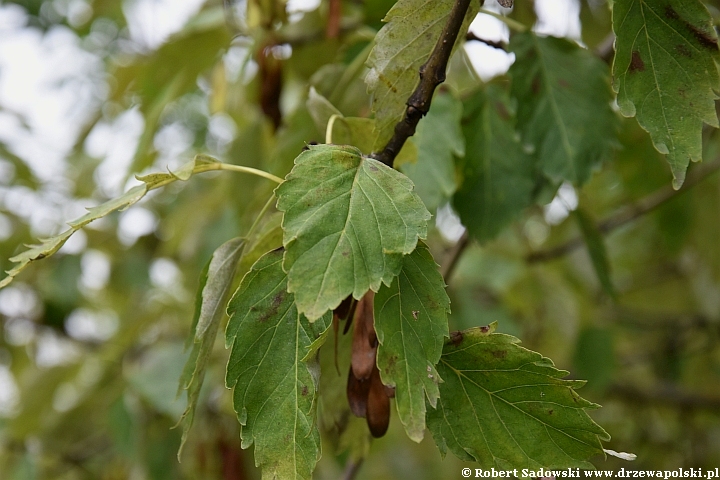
left=454, top=85, right=538, bottom=243
left=612, top=0, right=720, bottom=188
left=427, top=324, right=609, bottom=469
left=509, top=32, right=618, bottom=185
left=176, top=237, right=245, bottom=458
left=401, top=93, right=464, bottom=212
left=225, top=249, right=330, bottom=480
left=0, top=155, right=222, bottom=289
left=275, top=144, right=430, bottom=321
left=365, top=0, right=478, bottom=149
left=374, top=243, right=450, bottom=442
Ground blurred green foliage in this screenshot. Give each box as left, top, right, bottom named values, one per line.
left=1, top=0, right=720, bottom=478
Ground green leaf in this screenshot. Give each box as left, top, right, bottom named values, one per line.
left=176, top=237, right=245, bottom=458
left=327, top=114, right=419, bottom=165
left=275, top=144, right=430, bottom=321
left=427, top=323, right=609, bottom=469
left=225, top=249, right=331, bottom=480
left=612, top=0, right=720, bottom=188
left=374, top=243, right=450, bottom=442
left=0, top=155, right=227, bottom=289
left=509, top=32, right=618, bottom=185
left=574, top=209, right=616, bottom=298
left=366, top=0, right=479, bottom=149
left=454, top=85, right=538, bottom=243
left=306, top=87, right=343, bottom=135
left=401, top=93, right=464, bottom=212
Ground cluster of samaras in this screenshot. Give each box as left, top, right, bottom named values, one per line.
left=335, top=292, right=395, bottom=438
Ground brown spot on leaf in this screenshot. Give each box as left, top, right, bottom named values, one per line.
left=377, top=73, right=398, bottom=94
left=479, top=325, right=491, bottom=333
left=301, top=385, right=309, bottom=396
left=666, top=5, right=718, bottom=50
left=675, top=44, right=692, bottom=57
left=258, top=290, right=285, bottom=322
left=491, top=349, right=507, bottom=359
left=449, top=331, right=464, bottom=346
left=629, top=51, right=645, bottom=73
left=689, top=25, right=718, bottom=50
left=411, top=310, right=419, bottom=320
left=548, top=409, right=554, bottom=415
left=531, top=75, right=541, bottom=94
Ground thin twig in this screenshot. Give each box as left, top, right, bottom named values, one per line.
left=526, top=158, right=720, bottom=263
left=465, top=31, right=507, bottom=50
left=441, top=231, right=470, bottom=280
left=371, top=0, right=473, bottom=167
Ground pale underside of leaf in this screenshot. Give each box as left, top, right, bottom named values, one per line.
left=374, top=243, right=450, bottom=442
left=427, top=324, right=609, bottom=469
left=366, top=0, right=479, bottom=150
left=225, top=250, right=330, bottom=480
left=1, top=155, right=222, bottom=289
left=275, top=144, right=430, bottom=321
left=509, top=32, right=618, bottom=185
left=612, top=0, right=720, bottom=188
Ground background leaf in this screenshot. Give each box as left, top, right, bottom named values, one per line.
left=1, top=155, right=222, bottom=288
left=374, top=243, right=450, bottom=442
left=401, top=93, right=464, bottom=212
left=453, top=85, right=538, bottom=243
left=176, top=237, right=245, bottom=458
left=225, top=249, right=330, bottom=480
left=509, top=32, right=618, bottom=185
left=427, top=324, right=609, bottom=469
left=275, top=144, right=430, bottom=320
left=612, top=0, right=720, bottom=188
left=575, top=209, right=616, bottom=298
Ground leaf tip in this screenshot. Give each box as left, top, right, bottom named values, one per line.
left=604, top=448, right=636, bottom=461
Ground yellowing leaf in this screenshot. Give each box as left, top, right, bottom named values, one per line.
left=366, top=0, right=478, bottom=150
left=1, top=155, right=224, bottom=289
left=176, top=237, right=245, bottom=458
